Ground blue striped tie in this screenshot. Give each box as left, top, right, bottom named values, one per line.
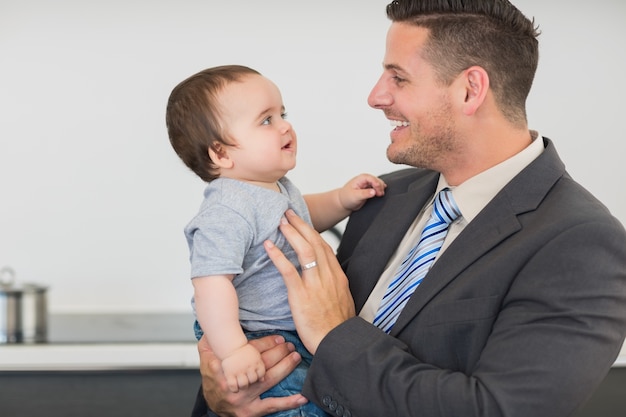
left=373, top=188, right=462, bottom=333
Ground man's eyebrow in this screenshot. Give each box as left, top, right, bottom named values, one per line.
left=384, top=63, right=407, bottom=75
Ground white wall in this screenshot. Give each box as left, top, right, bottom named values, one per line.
left=1, top=0, right=624, bottom=313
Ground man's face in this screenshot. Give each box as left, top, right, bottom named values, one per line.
left=368, top=22, right=462, bottom=172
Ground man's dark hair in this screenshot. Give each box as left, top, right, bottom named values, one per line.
left=387, top=0, right=541, bottom=126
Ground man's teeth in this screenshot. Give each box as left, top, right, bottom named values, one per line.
left=390, top=120, right=410, bottom=127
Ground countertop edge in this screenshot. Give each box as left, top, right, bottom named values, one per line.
left=0, top=342, right=200, bottom=371
left=0, top=343, right=624, bottom=371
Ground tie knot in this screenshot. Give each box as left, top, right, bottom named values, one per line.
left=433, top=188, right=462, bottom=225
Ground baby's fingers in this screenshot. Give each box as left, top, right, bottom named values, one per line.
left=226, top=374, right=240, bottom=393
left=353, top=174, right=386, bottom=195
left=361, top=175, right=386, bottom=196
left=371, top=178, right=387, bottom=196
left=246, top=364, right=265, bottom=386
left=236, top=373, right=250, bottom=391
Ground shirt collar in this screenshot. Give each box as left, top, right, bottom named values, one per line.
left=437, top=131, right=544, bottom=223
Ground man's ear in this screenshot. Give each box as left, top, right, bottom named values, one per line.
left=461, top=66, right=489, bottom=116
left=208, top=143, right=233, bottom=169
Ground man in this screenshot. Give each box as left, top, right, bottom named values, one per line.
left=193, top=1, right=626, bottom=416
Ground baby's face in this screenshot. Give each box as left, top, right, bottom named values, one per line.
left=217, top=74, right=298, bottom=185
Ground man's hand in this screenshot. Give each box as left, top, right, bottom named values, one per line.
left=264, top=209, right=356, bottom=354
left=199, top=335, right=307, bottom=417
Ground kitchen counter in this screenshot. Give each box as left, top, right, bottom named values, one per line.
left=0, top=342, right=198, bottom=371
left=1, top=313, right=624, bottom=417
left=0, top=313, right=199, bottom=371
left=0, top=313, right=624, bottom=371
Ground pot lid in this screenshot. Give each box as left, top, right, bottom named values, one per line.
left=0, top=266, right=48, bottom=293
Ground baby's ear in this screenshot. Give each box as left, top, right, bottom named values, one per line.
left=208, top=143, right=233, bottom=169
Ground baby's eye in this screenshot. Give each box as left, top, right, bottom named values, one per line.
left=261, top=116, right=272, bottom=125
left=281, top=112, right=288, bottom=119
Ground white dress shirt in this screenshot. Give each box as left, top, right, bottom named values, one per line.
left=360, top=132, right=544, bottom=322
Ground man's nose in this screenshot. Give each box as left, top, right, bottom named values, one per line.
left=368, top=77, right=392, bottom=109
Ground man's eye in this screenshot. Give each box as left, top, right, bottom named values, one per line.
left=392, top=75, right=406, bottom=84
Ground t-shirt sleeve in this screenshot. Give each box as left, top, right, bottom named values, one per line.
left=185, top=204, right=254, bottom=279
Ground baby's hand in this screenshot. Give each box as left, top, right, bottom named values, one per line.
left=221, top=343, right=266, bottom=392
left=339, top=173, right=387, bottom=211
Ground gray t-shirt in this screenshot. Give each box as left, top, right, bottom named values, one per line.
left=185, top=176, right=312, bottom=332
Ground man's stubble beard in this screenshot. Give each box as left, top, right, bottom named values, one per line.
left=387, top=102, right=459, bottom=171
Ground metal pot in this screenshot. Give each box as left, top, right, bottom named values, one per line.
left=0, top=266, right=48, bottom=344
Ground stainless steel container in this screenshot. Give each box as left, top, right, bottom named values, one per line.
left=0, top=286, right=23, bottom=343
left=0, top=267, right=48, bottom=344
left=21, top=283, right=48, bottom=343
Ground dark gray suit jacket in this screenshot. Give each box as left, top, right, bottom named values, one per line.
left=304, top=138, right=626, bottom=417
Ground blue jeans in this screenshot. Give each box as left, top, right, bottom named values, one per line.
left=245, top=330, right=329, bottom=417
left=193, top=322, right=329, bottom=417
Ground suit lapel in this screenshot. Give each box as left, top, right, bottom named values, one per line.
left=390, top=193, right=522, bottom=335
left=348, top=175, right=439, bottom=312
left=389, top=138, right=566, bottom=335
